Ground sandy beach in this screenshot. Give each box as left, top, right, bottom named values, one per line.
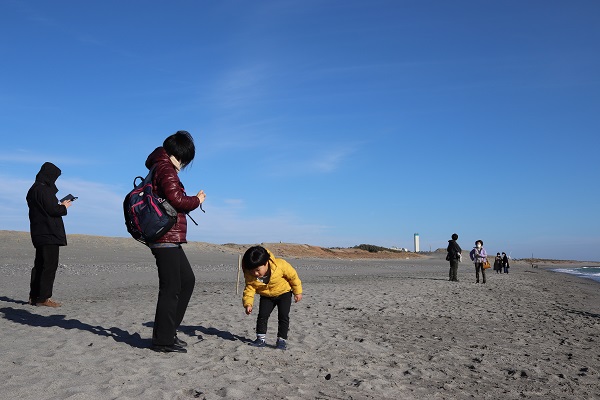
left=1, top=231, right=600, bottom=400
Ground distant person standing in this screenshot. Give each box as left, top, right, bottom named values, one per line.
left=26, top=162, right=74, bottom=307
left=469, top=240, right=487, bottom=284
left=446, top=233, right=462, bottom=282
left=502, top=252, right=510, bottom=274
left=494, top=252, right=502, bottom=274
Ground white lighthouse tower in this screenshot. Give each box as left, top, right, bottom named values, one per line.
left=414, top=233, right=420, bottom=252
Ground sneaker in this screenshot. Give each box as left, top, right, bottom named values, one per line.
left=249, top=338, right=266, bottom=347
left=275, top=338, right=287, bottom=350
left=35, top=299, right=61, bottom=307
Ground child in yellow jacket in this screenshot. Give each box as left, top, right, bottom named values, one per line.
left=242, top=245, right=303, bottom=350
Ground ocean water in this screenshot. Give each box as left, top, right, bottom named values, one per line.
left=552, top=267, right=600, bottom=283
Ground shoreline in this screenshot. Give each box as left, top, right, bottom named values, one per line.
left=546, top=265, right=600, bottom=285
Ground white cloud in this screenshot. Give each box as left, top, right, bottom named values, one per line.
left=0, top=174, right=126, bottom=237
left=223, top=199, right=244, bottom=207
left=263, top=144, right=357, bottom=177
left=212, top=65, right=269, bottom=110
left=0, top=175, right=31, bottom=230
left=0, top=151, right=89, bottom=165
left=187, top=203, right=330, bottom=245
left=57, top=178, right=125, bottom=236
left=0, top=172, right=329, bottom=246
left=309, top=147, right=355, bottom=173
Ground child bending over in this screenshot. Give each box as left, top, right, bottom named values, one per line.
left=242, top=245, right=303, bottom=350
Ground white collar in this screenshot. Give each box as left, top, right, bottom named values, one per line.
left=169, top=156, right=181, bottom=172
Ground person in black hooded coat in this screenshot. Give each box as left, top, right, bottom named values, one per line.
left=446, top=233, right=462, bottom=282
left=26, top=162, right=74, bottom=307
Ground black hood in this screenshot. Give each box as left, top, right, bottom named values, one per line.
left=35, top=162, right=61, bottom=186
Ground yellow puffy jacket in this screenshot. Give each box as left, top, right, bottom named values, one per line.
left=242, top=249, right=303, bottom=308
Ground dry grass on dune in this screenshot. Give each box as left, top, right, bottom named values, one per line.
left=219, top=242, right=424, bottom=260
left=0, top=230, right=423, bottom=260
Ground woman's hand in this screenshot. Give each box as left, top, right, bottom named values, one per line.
left=196, top=190, right=206, bottom=203
left=294, top=293, right=303, bottom=303
left=245, top=305, right=253, bottom=315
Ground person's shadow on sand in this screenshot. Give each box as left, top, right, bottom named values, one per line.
left=184, top=325, right=252, bottom=343
left=143, top=321, right=251, bottom=344
left=403, top=276, right=449, bottom=281
left=0, top=296, right=28, bottom=305
left=558, top=307, right=600, bottom=320
left=0, top=305, right=148, bottom=348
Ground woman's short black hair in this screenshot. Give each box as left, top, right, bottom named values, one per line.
left=451, top=233, right=458, bottom=240
left=475, top=240, right=483, bottom=246
left=242, top=246, right=270, bottom=270
left=163, top=130, right=195, bottom=169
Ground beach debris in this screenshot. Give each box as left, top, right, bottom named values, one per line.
left=325, top=373, right=331, bottom=380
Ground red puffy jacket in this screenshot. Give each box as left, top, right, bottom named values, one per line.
left=145, top=147, right=201, bottom=243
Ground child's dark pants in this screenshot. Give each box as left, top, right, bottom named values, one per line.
left=257, top=291, right=293, bottom=339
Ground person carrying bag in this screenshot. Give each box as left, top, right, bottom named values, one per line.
left=469, top=240, right=488, bottom=284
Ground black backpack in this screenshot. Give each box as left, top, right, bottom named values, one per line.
left=123, top=166, right=177, bottom=245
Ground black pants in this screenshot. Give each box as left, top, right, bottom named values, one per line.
left=151, top=247, right=195, bottom=346
left=30, top=245, right=60, bottom=303
left=256, top=291, right=293, bottom=340
left=448, top=259, right=459, bottom=281
left=475, top=262, right=486, bottom=283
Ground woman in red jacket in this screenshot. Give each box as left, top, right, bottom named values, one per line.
left=145, top=131, right=206, bottom=353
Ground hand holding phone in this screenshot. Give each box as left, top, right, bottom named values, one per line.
left=59, top=194, right=78, bottom=203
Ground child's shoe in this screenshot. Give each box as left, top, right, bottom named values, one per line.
left=249, top=338, right=266, bottom=347
left=275, top=338, right=287, bottom=350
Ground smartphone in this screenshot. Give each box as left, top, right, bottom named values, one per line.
left=59, top=194, right=78, bottom=202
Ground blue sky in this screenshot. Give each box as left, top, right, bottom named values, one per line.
left=1, top=1, right=599, bottom=261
